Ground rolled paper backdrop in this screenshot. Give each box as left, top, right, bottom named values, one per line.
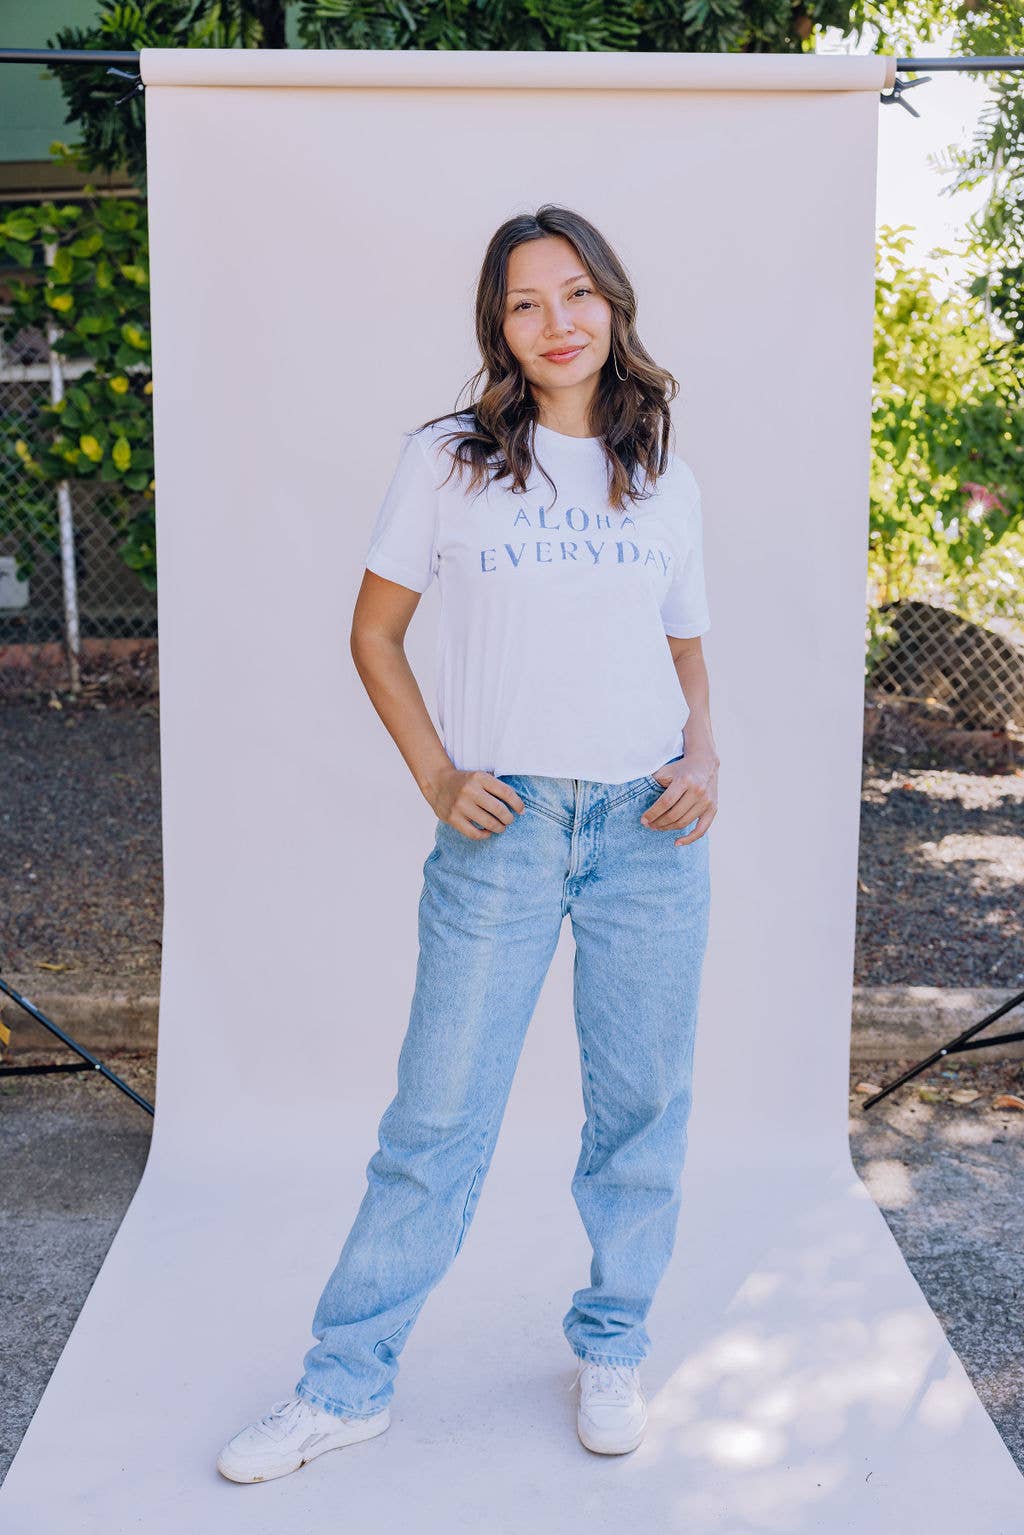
left=3, top=45, right=1021, bottom=1534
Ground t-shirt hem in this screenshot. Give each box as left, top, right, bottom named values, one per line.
left=365, top=552, right=432, bottom=593
left=663, top=618, right=711, bottom=638
left=491, top=737, right=687, bottom=786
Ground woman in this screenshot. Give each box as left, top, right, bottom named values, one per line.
left=218, top=203, right=718, bottom=1483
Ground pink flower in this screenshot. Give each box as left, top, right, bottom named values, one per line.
left=960, top=481, right=1007, bottom=515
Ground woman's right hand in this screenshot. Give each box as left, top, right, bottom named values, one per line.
left=428, top=766, right=525, bottom=840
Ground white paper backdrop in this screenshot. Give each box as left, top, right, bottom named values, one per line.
left=3, top=46, right=1021, bottom=1532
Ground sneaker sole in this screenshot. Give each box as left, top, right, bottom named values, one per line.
left=216, top=1405, right=391, bottom=1483
left=577, top=1407, right=647, bottom=1455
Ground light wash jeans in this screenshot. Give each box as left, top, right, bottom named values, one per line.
left=295, top=754, right=710, bottom=1419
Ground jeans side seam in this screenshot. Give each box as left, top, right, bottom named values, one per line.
left=453, top=1156, right=487, bottom=1259
left=572, top=946, right=602, bottom=1166
left=452, top=1089, right=504, bottom=1259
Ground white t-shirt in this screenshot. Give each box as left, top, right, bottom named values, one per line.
left=364, top=414, right=711, bottom=784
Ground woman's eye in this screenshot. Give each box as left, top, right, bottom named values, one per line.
left=511, top=288, right=591, bottom=313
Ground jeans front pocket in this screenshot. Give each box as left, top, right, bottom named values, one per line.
left=645, top=751, right=685, bottom=792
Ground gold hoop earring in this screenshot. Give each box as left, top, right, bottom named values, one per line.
left=612, top=344, right=628, bottom=382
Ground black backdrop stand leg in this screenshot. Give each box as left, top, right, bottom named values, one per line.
left=862, top=988, right=1024, bottom=1109
left=0, top=972, right=154, bottom=1116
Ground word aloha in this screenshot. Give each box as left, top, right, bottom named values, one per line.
left=480, top=504, right=671, bottom=575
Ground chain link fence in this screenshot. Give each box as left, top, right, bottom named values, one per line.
left=0, top=309, right=157, bottom=700
left=871, top=601, right=1024, bottom=730
left=865, top=604, right=1024, bottom=771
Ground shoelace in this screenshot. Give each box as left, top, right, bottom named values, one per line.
left=568, top=1361, right=641, bottom=1400
left=258, top=1396, right=310, bottom=1439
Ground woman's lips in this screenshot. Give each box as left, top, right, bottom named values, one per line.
left=542, top=345, right=585, bottom=363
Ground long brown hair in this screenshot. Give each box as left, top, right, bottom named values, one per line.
left=415, top=205, right=681, bottom=513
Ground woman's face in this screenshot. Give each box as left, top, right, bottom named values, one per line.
left=502, top=235, right=613, bottom=404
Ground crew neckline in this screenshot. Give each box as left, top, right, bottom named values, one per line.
left=534, top=421, right=602, bottom=447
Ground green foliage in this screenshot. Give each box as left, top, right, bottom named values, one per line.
left=870, top=224, right=1023, bottom=636
left=0, top=150, right=157, bottom=589
left=291, top=0, right=850, bottom=54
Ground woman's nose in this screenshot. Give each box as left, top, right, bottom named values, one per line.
left=546, top=314, right=574, bottom=335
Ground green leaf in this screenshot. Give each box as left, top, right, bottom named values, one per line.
left=5, top=240, right=35, bottom=268
left=119, top=322, right=149, bottom=351
left=67, top=232, right=103, bottom=259
left=1, top=216, right=37, bottom=242
left=51, top=246, right=75, bottom=283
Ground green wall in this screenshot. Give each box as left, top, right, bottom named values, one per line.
left=0, top=0, right=109, bottom=163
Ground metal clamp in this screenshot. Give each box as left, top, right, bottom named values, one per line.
left=880, top=73, right=932, bottom=117
left=107, top=64, right=144, bottom=107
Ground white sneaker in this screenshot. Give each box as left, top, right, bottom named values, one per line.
left=216, top=1393, right=391, bottom=1483
left=570, top=1360, right=648, bottom=1454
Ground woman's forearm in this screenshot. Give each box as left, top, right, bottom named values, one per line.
left=351, top=632, right=453, bottom=804
left=674, top=652, right=719, bottom=762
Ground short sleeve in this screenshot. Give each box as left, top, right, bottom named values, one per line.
left=364, top=431, right=440, bottom=594
left=660, top=464, right=711, bottom=639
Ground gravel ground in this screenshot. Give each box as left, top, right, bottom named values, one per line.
left=1, top=697, right=1022, bottom=989
left=1, top=700, right=163, bottom=988
left=856, top=765, right=1024, bottom=987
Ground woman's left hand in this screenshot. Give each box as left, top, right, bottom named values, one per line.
left=642, top=748, right=719, bottom=845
